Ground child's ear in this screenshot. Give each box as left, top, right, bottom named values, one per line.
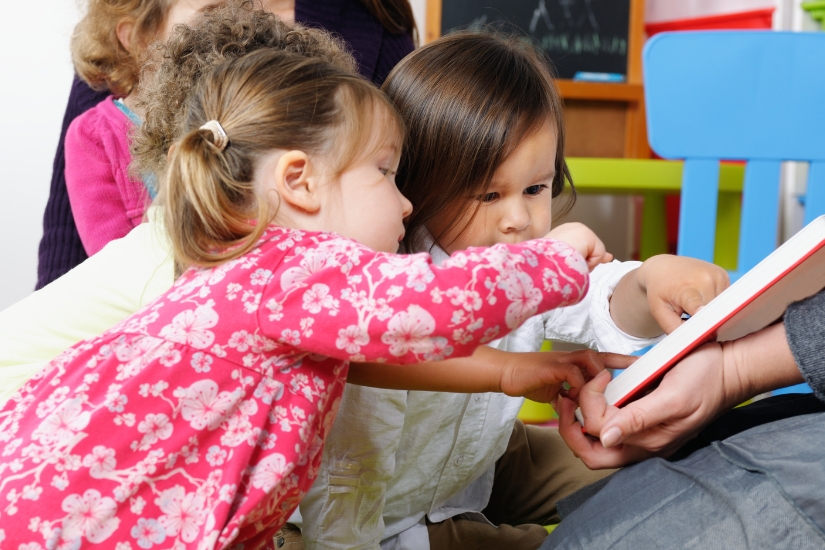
left=273, top=150, right=321, bottom=214
left=116, top=19, right=136, bottom=54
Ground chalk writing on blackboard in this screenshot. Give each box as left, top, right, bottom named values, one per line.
left=441, top=0, right=630, bottom=79
left=530, top=0, right=554, bottom=32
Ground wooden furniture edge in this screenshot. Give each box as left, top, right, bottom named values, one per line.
left=425, top=0, right=442, bottom=44
left=556, top=81, right=643, bottom=101
left=426, top=0, right=650, bottom=157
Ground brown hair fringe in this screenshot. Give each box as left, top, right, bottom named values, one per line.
left=382, top=30, right=576, bottom=252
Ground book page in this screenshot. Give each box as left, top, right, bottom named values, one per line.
left=717, top=245, right=825, bottom=341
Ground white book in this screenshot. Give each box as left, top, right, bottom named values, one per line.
left=576, top=215, right=825, bottom=425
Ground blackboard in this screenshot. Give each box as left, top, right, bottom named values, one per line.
left=440, top=0, right=631, bottom=80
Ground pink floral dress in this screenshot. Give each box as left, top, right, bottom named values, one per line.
left=0, top=226, right=588, bottom=550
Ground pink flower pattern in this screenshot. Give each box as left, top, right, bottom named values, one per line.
left=0, top=226, right=587, bottom=549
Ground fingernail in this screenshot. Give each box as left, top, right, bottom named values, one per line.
left=601, top=426, right=622, bottom=448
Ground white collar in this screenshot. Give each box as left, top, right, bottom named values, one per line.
left=410, top=226, right=451, bottom=266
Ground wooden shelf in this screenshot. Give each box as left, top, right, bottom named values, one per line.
left=557, top=81, right=644, bottom=103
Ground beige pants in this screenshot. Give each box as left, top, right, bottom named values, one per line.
left=427, top=420, right=615, bottom=550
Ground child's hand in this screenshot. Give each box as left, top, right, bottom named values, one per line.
left=546, top=222, right=613, bottom=271
left=558, top=342, right=732, bottom=469
left=498, top=349, right=635, bottom=403
left=639, top=255, right=729, bottom=335
left=610, top=255, right=729, bottom=338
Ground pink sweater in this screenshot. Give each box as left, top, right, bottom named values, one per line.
left=65, top=96, right=150, bottom=256
left=0, top=227, right=588, bottom=549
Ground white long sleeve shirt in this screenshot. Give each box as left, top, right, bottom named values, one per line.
left=292, top=232, right=661, bottom=550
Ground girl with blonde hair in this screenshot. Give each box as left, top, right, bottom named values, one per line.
left=37, top=0, right=415, bottom=287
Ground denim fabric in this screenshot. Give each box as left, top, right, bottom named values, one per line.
left=543, top=413, right=825, bottom=549
left=668, top=393, right=825, bottom=461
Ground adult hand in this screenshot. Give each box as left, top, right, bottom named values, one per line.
left=558, top=323, right=803, bottom=469
left=558, top=343, right=732, bottom=469
left=546, top=222, right=613, bottom=271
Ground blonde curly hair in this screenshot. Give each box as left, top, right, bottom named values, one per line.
left=71, top=0, right=172, bottom=96
left=131, top=0, right=396, bottom=268
left=131, top=0, right=357, bottom=181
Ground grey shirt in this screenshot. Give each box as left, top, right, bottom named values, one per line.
left=785, top=289, right=825, bottom=402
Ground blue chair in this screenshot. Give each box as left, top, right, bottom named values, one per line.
left=644, top=31, right=825, bottom=393
left=644, top=31, right=825, bottom=280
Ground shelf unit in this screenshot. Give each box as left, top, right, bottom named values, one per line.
left=425, top=0, right=650, bottom=160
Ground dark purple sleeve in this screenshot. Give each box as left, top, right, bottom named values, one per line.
left=372, top=30, right=414, bottom=86
left=295, top=0, right=414, bottom=86
left=37, top=76, right=108, bottom=289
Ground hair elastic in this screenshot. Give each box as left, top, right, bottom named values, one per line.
left=200, top=120, right=229, bottom=151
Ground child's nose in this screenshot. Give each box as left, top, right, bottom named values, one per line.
left=501, top=202, right=530, bottom=232
left=399, top=192, right=413, bottom=219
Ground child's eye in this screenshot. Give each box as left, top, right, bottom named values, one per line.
left=380, top=168, right=396, bottom=177
left=524, top=184, right=548, bottom=196
left=477, top=192, right=499, bottom=203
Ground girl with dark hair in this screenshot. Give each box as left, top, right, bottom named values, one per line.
left=292, top=32, right=731, bottom=550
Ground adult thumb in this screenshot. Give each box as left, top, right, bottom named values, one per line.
left=600, top=392, right=673, bottom=448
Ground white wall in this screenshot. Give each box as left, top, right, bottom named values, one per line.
left=411, top=0, right=426, bottom=41
left=0, top=1, right=81, bottom=309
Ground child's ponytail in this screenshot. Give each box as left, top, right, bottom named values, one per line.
left=155, top=49, right=403, bottom=270
left=163, top=121, right=269, bottom=269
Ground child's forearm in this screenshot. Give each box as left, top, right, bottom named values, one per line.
left=609, top=267, right=662, bottom=338
left=347, top=345, right=506, bottom=393
left=349, top=347, right=633, bottom=402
